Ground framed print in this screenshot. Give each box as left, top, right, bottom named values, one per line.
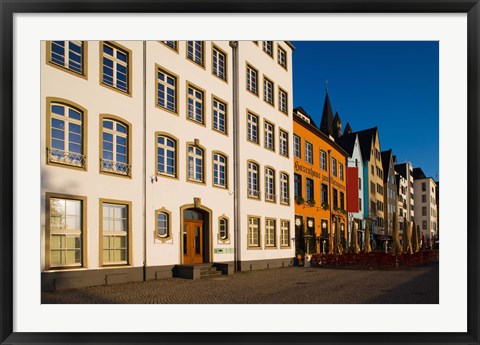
left=1, top=1, right=479, bottom=345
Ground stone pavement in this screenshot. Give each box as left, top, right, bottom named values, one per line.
left=41, top=262, right=439, bottom=304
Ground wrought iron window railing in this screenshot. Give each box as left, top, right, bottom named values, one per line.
left=265, top=192, right=276, bottom=202
left=248, top=189, right=261, bottom=198
left=47, top=148, right=86, bottom=168
left=100, top=158, right=131, bottom=176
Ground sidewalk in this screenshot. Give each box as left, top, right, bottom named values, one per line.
left=41, top=262, right=439, bottom=304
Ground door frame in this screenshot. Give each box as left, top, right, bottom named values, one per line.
left=183, top=219, right=204, bottom=264
left=179, top=203, right=212, bottom=265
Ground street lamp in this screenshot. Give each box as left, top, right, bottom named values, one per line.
left=321, top=221, right=327, bottom=254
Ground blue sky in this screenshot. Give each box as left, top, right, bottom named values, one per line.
left=291, top=41, right=439, bottom=180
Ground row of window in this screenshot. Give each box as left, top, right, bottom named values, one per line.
left=253, top=41, right=288, bottom=70
left=247, top=161, right=290, bottom=204
left=247, top=216, right=291, bottom=248
left=247, top=111, right=289, bottom=156
left=293, top=174, right=346, bottom=210
left=161, top=41, right=228, bottom=81
left=46, top=194, right=132, bottom=269
left=246, top=64, right=289, bottom=114
left=48, top=41, right=230, bottom=96
left=46, top=193, right=290, bottom=269
left=293, top=135, right=345, bottom=180
left=48, top=41, right=131, bottom=95
left=156, top=134, right=230, bottom=187
left=370, top=164, right=384, bottom=179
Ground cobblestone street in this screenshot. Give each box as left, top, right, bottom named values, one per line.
left=42, top=263, right=439, bottom=304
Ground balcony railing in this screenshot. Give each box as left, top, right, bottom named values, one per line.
left=280, top=196, right=290, bottom=204
left=47, top=148, right=86, bottom=168
left=100, top=158, right=131, bottom=176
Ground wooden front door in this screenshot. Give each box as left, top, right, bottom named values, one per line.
left=183, top=220, right=203, bottom=264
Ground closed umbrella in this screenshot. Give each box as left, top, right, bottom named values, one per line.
left=335, top=218, right=343, bottom=255
left=404, top=216, right=413, bottom=254
left=411, top=221, right=419, bottom=253
left=390, top=212, right=403, bottom=255
left=415, top=224, right=421, bottom=252
left=364, top=219, right=372, bottom=253
left=353, top=221, right=360, bottom=254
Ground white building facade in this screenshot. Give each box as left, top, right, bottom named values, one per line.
left=41, top=40, right=295, bottom=291
left=413, top=175, right=438, bottom=248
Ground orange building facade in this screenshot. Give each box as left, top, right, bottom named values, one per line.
left=293, top=108, right=349, bottom=256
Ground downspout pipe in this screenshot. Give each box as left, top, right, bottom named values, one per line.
left=142, top=41, right=147, bottom=281
left=229, top=41, right=240, bottom=272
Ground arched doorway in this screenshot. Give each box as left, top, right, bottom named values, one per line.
left=182, top=208, right=210, bottom=264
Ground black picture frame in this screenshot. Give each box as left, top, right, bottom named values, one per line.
left=1, top=1, right=479, bottom=344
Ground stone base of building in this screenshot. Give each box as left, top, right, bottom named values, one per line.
left=41, top=266, right=144, bottom=292
left=238, top=257, right=294, bottom=272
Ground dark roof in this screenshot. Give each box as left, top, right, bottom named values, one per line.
left=351, top=127, right=378, bottom=162
left=395, top=174, right=401, bottom=193
left=333, top=112, right=340, bottom=124
left=412, top=167, right=427, bottom=180
left=394, top=162, right=408, bottom=179
left=319, top=92, right=334, bottom=137
left=293, top=109, right=349, bottom=159
left=337, top=132, right=357, bottom=157
left=293, top=107, right=318, bottom=127
left=344, top=122, right=352, bottom=134
left=381, top=149, right=393, bottom=183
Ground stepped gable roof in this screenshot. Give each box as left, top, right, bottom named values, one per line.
left=319, top=92, right=335, bottom=137
left=381, top=149, right=393, bottom=183
left=412, top=167, right=427, bottom=180
left=351, top=127, right=378, bottom=162
left=337, top=132, right=357, bottom=157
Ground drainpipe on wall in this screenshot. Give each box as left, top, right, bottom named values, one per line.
left=142, top=41, right=147, bottom=281
left=229, top=41, right=240, bottom=272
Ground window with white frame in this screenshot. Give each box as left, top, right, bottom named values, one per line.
left=280, top=220, right=290, bottom=247
left=212, top=46, right=226, bottom=80
left=280, top=172, right=289, bottom=204
left=305, top=141, right=313, bottom=164
left=48, top=196, right=83, bottom=268
left=187, top=84, right=204, bottom=124
left=263, top=77, right=274, bottom=105
left=264, top=121, right=275, bottom=151
left=320, top=150, right=327, bottom=170
left=156, top=134, right=177, bottom=177
left=265, top=168, right=275, bottom=202
left=49, top=41, right=84, bottom=75
left=157, top=67, right=177, bottom=112
left=213, top=153, right=227, bottom=188
left=212, top=98, right=227, bottom=134
left=265, top=219, right=276, bottom=247
left=248, top=216, right=260, bottom=247
left=187, top=145, right=204, bottom=183
left=247, top=112, right=259, bottom=143
left=156, top=210, right=170, bottom=239
left=48, top=102, right=85, bottom=168
left=219, top=217, right=228, bottom=240
left=101, top=42, right=129, bottom=93
left=293, top=135, right=301, bottom=158
left=187, top=41, right=204, bottom=66
left=263, top=41, right=273, bottom=57
left=332, top=158, right=337, bottom=176
left=102, top=202, right=129, bottom=265
left=279, top=88, right=288, bottom=114
left=248, top=161, right=260, bottom=198
left=277, top=46, right=287, bottom=69
left=246, top=64, right=258, bottom=95
left=101, top=118, right=130, bottom=176
left=279, top=130, right=288, bottom=157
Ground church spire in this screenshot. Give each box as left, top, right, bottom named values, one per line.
left=319, top=87, right=334, bottom=137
